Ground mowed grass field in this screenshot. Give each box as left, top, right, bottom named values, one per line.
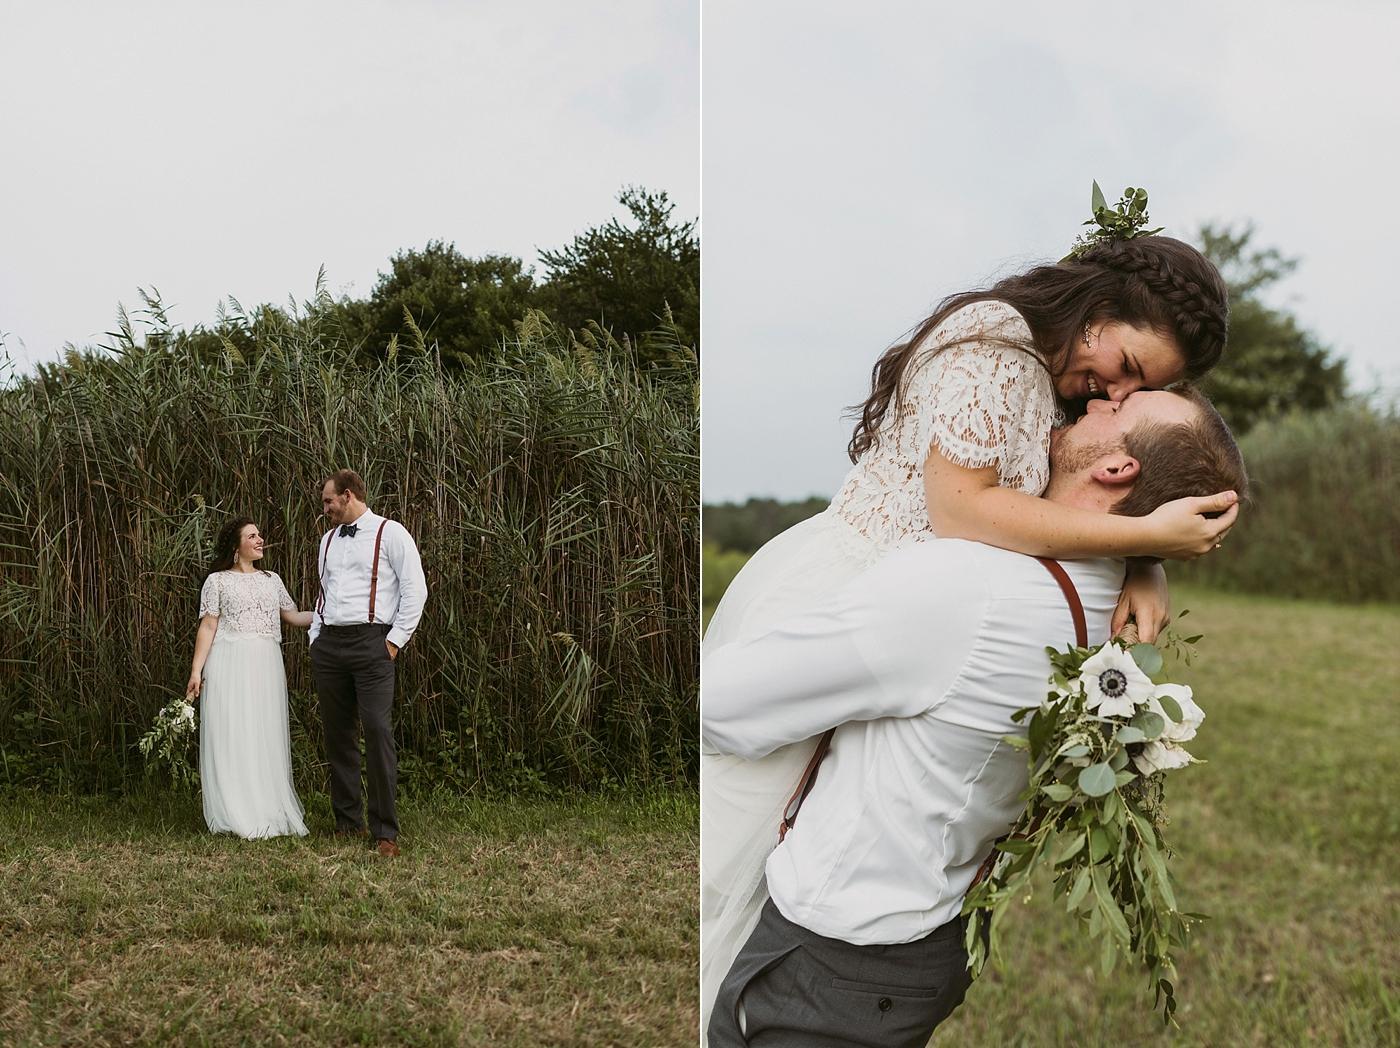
left=932, top=585, right=1400, bottom=1047
left=0, top=790, right=697, bottom=1046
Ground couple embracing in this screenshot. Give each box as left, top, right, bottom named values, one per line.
left=185, top=470, right=425, bottom=853
left=701, top=216, right=1246, bottom=1045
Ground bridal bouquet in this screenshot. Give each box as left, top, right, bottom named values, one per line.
left=962, top=621, right=1205, bottom=1024
left=138, top=697, right=199, bottom=789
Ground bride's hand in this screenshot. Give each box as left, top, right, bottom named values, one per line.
left=185, top=672, right=201, bottom=699
left=1140, top=491, right=1238, bottom=560
left=1113, top=562, right=1169, bottom=643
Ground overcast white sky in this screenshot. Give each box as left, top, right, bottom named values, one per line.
left=0, top=0, right=698, bottom=373
left=702, top=0, right=1400, bottom=503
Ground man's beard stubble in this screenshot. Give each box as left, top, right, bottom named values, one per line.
left=1049, top=434, right=1126, bottom=475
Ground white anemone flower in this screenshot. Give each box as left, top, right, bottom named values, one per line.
left=1078, top=644, right=1155, bottom=719
left=1149, top=683, right=1204, bottom=743
left=1133, top=739, right=1194, bottom=776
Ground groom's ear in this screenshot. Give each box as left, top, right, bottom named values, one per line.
left=1089, top=453, right=1141, bottom=487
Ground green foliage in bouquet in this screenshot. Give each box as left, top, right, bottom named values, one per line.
left=961, top=619, right=1205, bottom=1025
left=138, top=698, right=199, bottom=791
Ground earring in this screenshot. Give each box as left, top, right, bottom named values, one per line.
left=1082, top=323, right=1093, bottom=348
left=234, top=553, right=240, bottom=565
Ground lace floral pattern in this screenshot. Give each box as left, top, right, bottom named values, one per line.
left=199, top=571, right=297, bottom=641
left=829, top=301, right=1058, bottom=556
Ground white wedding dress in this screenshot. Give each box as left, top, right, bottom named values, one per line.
left=198, top=570, right=308, bottom=839
left=700, top=301, right=1060, bottom=1035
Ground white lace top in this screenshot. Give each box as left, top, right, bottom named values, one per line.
left=199, top=570, right=297, bottom=641
left=829, top=300, right=1059, bottom=556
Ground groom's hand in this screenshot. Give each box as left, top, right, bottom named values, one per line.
left=386, top=640, right=399, bottom=660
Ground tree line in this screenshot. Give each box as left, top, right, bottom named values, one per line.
left=90, top=186, right=699, bottom=379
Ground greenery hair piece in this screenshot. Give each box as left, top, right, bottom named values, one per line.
left=1061, top=182, right=1165, bottom=263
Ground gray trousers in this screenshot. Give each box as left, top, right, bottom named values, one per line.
left=709, top=900, right=974, bottom=1048
left=310, top=623, right=398, bottom=840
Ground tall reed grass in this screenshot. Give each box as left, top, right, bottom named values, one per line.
left=1172, top=405, right=1400, bottom=602
left=0, top=289, right=698, bottom=792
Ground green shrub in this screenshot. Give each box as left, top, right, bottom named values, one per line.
left=701, top=543, right=751, bottom=631
left=1172, top=405, right=1400, bottom=602
left=701, top=497, right=828, bottom=554
left=0, top=294, right=698, bottom=792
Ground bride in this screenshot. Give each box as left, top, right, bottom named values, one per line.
left=186, top=516, right=313, bottom=839
left=701, top=211, right=1237, bottom=1032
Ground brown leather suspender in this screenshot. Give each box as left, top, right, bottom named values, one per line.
left=1033, top=556, right=1088, bottom=647
left=316, top=528, right=336, bottom=621
left=778, top=557, right=1088, bottom=841
left=367, top=519, right=388, bottom=623
left=778, top=727, right=836, bottom=842
left=316, top=518, right=390, bottom=625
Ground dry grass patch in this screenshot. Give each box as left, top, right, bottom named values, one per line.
left=0, top=790, right=697, bottom=1046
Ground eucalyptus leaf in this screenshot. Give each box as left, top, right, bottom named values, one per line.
left=1041, top=783, right=1073, bottom=802
left=1100, top=932, right=1119, bottom=976
left=1156, top=692, right=1184, bottom=724
left=1079, top=762, right=1117, bottom=798
left=1093, top=876, right=1133, bottom=945
left=1060, top=744, right=1090, bottom=758
left=1067, top=866, right=1092, bottom=910
left=1114, top=769, right=1137, bottom=787
left=1091, top=181, right=1107, bottom=214
left=1130, top=642, right=1163, bottom=677
left=1057, top=833, right=1087, bottom=865
left=1089, top=827, right=1110, bottom=862
left=1102, top=789, right=1122, bottom=825
left=996, top=839, right=1035, bottom=855
left=1109, top=747, right=1130, bottom=772
left=1115, top=725, right=1146, bottom=745
left=1132, top=710, right=1165, bottom=740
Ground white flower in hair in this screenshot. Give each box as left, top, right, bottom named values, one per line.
left=1078, top=644, right=1154, bottom=719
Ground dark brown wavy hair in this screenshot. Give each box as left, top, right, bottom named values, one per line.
left=206, top=516, right=265, bottom=580
left=848, top=235, right=1229, bottom=462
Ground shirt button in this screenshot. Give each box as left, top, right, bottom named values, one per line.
left=878, top=998, right=892, bottom=1012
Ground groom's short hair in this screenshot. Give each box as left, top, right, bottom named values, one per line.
left=1110, top=385, right=1248, bottom=518
left=326, top=469, right=367, bottom=502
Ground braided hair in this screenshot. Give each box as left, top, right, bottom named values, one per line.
left=848, top=235, right=1229, bottom=461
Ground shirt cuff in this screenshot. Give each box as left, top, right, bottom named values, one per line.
left=387, top=626, right=412, bottom=649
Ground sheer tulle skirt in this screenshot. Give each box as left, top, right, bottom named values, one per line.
left=199, top=634, right=308, bottom=840
left=700, top=510, right=883, bottom=1039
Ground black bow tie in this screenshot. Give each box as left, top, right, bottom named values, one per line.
left=339, top=523, right=359, bottom=537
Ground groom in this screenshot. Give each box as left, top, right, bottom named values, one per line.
left=703, top=387, right=1246, bottom=1048
left=310, top=469, right=427, bottom=857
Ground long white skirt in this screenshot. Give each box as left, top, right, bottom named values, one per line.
left=700, top=510, right=884, bottom=1039
left=199, top=634, right=308, bottom=840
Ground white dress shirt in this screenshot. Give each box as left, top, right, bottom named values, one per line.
left=308, top=509, right=427, bottom=649
left=702, top=539, right=1125, bottom=946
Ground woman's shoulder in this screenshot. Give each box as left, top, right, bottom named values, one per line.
left=932, top=299, right=1033, bottom=346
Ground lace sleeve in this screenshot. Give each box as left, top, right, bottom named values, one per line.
left=274, top=573, right=297, bottom=612
left=198, top=574, right=220, bottom=619
left=901, top=303, right=1054, bottom=487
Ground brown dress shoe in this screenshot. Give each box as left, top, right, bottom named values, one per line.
left=376, top=838, right=400, bottom=857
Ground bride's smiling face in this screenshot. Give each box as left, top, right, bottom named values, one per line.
left=1056, top=321, right=1186, bottom=402
left=237, top=524, right=265, bottom=565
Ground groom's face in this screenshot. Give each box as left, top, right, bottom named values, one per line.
left=1050, top=391, right=1197, bottom=474
left=322, top=481, right=352, bottom=524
